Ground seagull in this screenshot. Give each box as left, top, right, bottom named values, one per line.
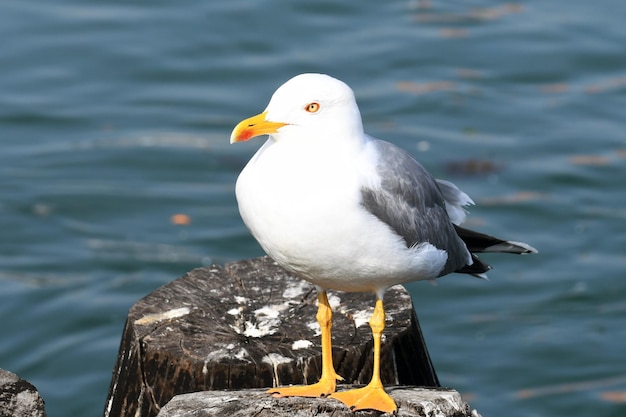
left=230, top=73, right=536, bottom=413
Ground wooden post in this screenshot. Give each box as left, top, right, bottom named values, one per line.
left=104, top=257, right=441, bottom=417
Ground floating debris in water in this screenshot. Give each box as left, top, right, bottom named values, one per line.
left=445, top=158, right=503, bottom=175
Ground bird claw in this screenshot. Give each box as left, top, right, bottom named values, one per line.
left=330, top=384, right=397, bottom=414
left=267, top=376, right=339, bottom=398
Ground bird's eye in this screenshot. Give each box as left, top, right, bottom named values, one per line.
left=305, top=102, right=320, bottom=113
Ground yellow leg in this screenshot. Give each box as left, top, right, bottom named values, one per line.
left=268, top=290, right=343, bottom=397
left=330, top=298, right=397, bottom=413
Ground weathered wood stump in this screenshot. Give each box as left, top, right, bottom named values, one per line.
left=104, top=256, right=440, bottom=417
left=156, top=386, right=473, bottom=417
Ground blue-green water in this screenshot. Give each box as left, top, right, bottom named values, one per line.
left=2, top=1, right=625, bottom=416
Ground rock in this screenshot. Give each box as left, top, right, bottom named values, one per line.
left=0, top=368, right=47, bottom=417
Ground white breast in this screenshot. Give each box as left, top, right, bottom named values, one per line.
left=235, top=137, right=448, bottom=292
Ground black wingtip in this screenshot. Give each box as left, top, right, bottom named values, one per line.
left=456, top=253, right=491, bottom=278
left=455, top=225, right=537, bottom=255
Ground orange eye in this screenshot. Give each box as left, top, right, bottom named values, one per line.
left=305, top=102, right=320, bottom=113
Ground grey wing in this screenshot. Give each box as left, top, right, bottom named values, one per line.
left=360, top=139, right=472, bottom=276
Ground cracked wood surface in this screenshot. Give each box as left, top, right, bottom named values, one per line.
left=157, top=386, right=474, bottom=417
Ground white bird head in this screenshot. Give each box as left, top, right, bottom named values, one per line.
left=230, top=73, right=364, bottom=144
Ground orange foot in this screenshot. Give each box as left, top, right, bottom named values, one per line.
left=330, top=384, right=397, bottom=413
left=267, top=376, right=340, bottom=398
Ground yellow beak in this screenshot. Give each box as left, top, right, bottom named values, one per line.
left=230, top=111, right=288, bottom=143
